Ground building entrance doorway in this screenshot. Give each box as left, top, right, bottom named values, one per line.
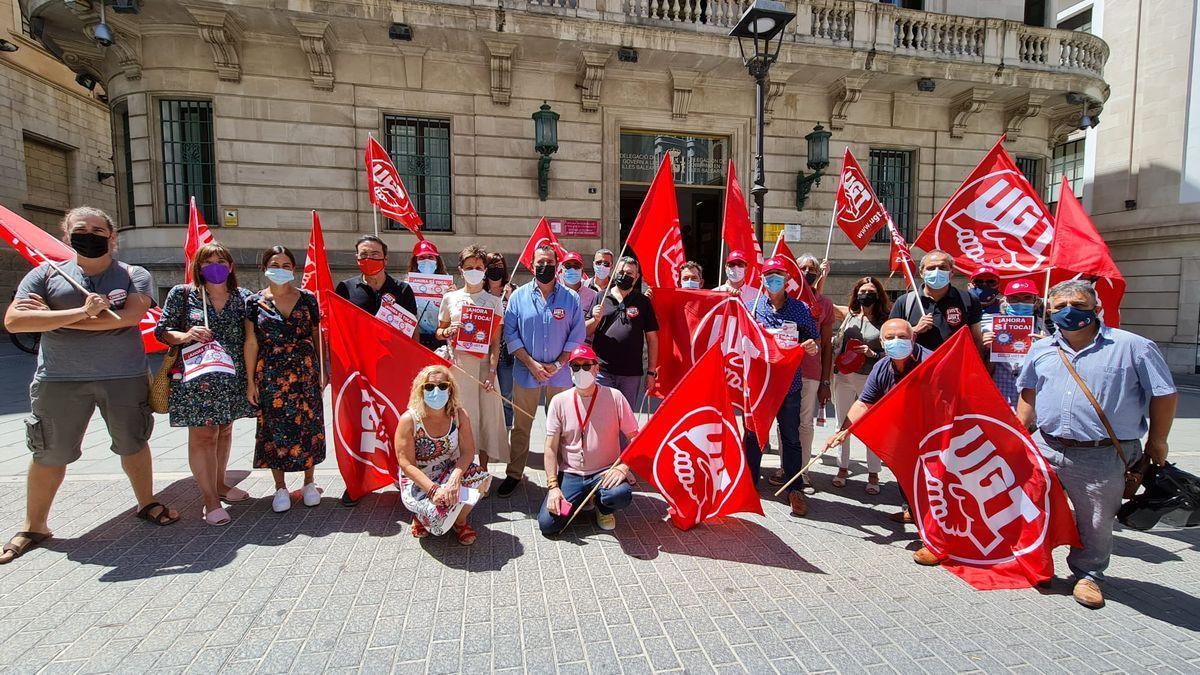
left=617, top=129, right=729, bottom=288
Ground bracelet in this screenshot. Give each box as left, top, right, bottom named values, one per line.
left=547, top=479, right=559, bottom=489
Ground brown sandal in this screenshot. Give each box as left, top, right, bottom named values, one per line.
left=0, top=531, right=50, bottom=564
left=135, top=502, right=180, bottom=526
left=453, top=522, right=477, bottom=546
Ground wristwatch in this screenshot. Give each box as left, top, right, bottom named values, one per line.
left=646, top=368, right=658, bottom=377
left=821, top=380, right=831, bottom=386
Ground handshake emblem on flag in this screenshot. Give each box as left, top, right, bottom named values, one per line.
left=943, top=175, right=1054, bottom=273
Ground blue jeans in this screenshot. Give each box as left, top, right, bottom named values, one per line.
left=597, top=371, right=642, bottom=412
left=497, top=358, right=514, bottom=428
left=743, top=386, right=805, bottom=493
left=538, top=470, right=633, bottom=535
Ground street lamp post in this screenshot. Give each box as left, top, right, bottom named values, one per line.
left=730, top=0, right=795, bottom=245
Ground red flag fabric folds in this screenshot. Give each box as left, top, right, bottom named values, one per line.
left=721, top=162, right=763, bottom=287
left=626, top=155, right=685, bottom=288
left=365, top=136, right=424, bottom=235
left=834, top=149, right=890, bottom=249
left=183, top=197, right=215, bottom=285
left=1048, top=178, right=1125, bottom=327
left=848, top=329, right=1080, bottom=590
left=302, top=211, right=334, bottom=303
left=914, top=137, right=1054, bottom=279
left=518, top=217, right=568, bottom=273
left=326, top=291, right=450, bottom=500
left=770, top=236, right=821, bottom=318
left=886, top=221, right=920, bottom=292
left=621, top=346, right=763, bottom=530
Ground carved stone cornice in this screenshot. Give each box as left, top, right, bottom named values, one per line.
left=1004, top=93, right=1047, bottom=141
left=291, top=18, right=335, bottom=91
left=483, top=39, right=517, bottom=105
left=670, top=69, right=699, bottom=120
left=184, top=6, right=243, bottom=82
left=950, top=87, right=994, bottom=138
left=578, top=50, right=610, bottom=113
left=828, top=74, right=869, bottom=130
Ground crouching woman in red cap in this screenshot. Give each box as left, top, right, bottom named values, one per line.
left=538, top=345, right=640, bottom=535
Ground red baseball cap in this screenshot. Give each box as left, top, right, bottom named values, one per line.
left=413, top=239, right=439, bottom=258
left=726, top=250, right=748, bottom=264
left=561, top=251, right=583, bottom=265
left=971, top=266, right=999, bottom=280
left=1003, top=279, right=1039, bottom=296
left=568, top=344, right=598, bottom=363
left=761, top=256, right=789, bottom=275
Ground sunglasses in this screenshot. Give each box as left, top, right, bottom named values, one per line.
left=422, top=383, right=450, bottom=392
left=569, top=363, right=595, bottom=372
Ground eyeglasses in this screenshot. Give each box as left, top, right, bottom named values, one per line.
left=569, top=363, right=595, bottom=372
left=356, top=254, right=385, bottom=261
left=422, top=383, right=450, bottom=392
left=975, top=279, right=999, bottom=288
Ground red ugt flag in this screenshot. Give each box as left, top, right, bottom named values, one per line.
left=183, top=197, right=215, bottom=285
left=326, top=291, right=450, bottom=500
left=770, top=236, right=821, bottom=319
left=721, top=162, right=763, bottom=287
left=622, top=346, right=763, bottom=530
left=915, top=137, right=1054, bottom=279
left=848, top=329, right=1080, bottom=590
left=626, top=155, right=685, bottom=288
left=518, top=217, right=568, bottom=273
left=1048, top=178, right=1125, bottom=327
left=365, top=136, right=423, bottom=235
left=302, top=211, right=334, bottom=299
left=887, top=221, right=920, bottom=292
left=834, top=148, right=890, bottom=249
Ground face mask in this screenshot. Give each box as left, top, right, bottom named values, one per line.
left=725, top=266, right=745, bottom=283
left=485, top=266, right=505, bottom=282
left=681, top=280, right=701, bottom=290
left=923, top=268, right=950, bottom=290
left=593, top=263, right=612, bottom=280
left=882, top=337, right=914, bottom=360
left=201, top=262, right=231, bottom=285
left=462, top=269, right=485, bottom=286
left=614, top=274, right=635, bottom=291
left=534, top=263, right=557, bottom=284
left=804, top=272, right=819, bottom=287
left=763, top=274, right=787, bottom=294
left=561, top=268, right=582, bottom=286
left=1005, top=302, right=1035, bottom=316
left=423, top=386, right=449, bottom=410
left=70, top=232, right=110, bottom=259
left=857, top=293, right=878, bottom=307
left=264, top=268, right=295, bottom=285
left=1051, top=305, right=1096, bottom=332
left=357, top=258, right=386, bottom=277
left=417, top=259, right=438, bottom=275
left=971, top=286, right=998, bottom=304
left=571, top=368, right=595, bottom=390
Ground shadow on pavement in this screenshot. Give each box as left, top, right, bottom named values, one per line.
left=1105, top=576, right=1200, bottom=632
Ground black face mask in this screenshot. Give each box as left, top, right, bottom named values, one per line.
left=804, top=271, right=819, bottom=287
left=485, top=266, right=505, bottom=282
left=534, top=263, right=556, bottom=284
left=614, top=274, right=635, bottom=291
left=70, top=231, right=110, bottom=259
left=857, top=293, right=877, bottom=307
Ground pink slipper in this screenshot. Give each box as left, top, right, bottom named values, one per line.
left=220, top=487, right=251, bottom=503
left=203, top=507, right=231, bottom=526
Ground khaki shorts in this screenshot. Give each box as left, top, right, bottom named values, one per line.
left=26, top=376, right=154, bottom=466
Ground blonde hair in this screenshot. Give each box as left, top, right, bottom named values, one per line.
left=407, top=364, right=460, bottom=420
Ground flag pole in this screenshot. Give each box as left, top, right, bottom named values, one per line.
left=717, top=238, right=726, bottom=287
left=557, top=457, right=622, bottom=534
left=1041, top=267, right=1053, bottom=311
left=822, top=208, right=836, bottom=263
left=367, top=132, right=381, bottom=237
left=30, top=249, right=121, bottom=320
left=773, top=442, right=836, bottom=497
left=450, top=361, right=535, bottom=422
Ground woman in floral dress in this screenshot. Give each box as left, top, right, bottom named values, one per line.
left=395, top=365, right=492, bottom=544
left=156, top=242, right=255, bottom=526
left=244, top=246, right=326, bottom=514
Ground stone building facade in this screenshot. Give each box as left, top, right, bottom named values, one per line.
left=22, top=0, right=1107, bottom=310
left=0, top=0, right=115, bottom=315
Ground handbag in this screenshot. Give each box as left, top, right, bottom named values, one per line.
left=147, top=286, right=192, bottom=414
left=1057, top=348, right=1152, bottom=499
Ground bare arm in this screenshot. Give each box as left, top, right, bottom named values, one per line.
left=1145, top=393, right=1178, bottom=465
left=1016, top=388, right=1037, bottom=431
left=394, top=413, right=439, bottom=493
left=66, top=294, right=152, bottom=331
left=244, top=318, right=260, bottom=404
left=543, top=431, right=563, bottom=515
left=822, top=400, right=873, bottom=452
left=4, top=290, right=113, bottom=333
left=819, top=319, right=834, bottom=381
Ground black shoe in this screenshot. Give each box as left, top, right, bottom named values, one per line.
left=497, top=477, right=521, bottom=497
left=340, top=491, right=359, bottom=507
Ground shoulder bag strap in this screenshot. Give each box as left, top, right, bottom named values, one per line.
left=905, top=291, right=917, bottom=323
left=1056, top=347, right=1127, bottom=464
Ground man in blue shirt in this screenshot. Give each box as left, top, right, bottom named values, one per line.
left=747, top=256, right=819, bottom=517
left=500, top=244, right=585, bottom=497
left=1017, top=280, right=1177, bottom=609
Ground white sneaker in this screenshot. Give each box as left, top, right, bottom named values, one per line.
left=302, top=483, right=321, bottom=507
left=596, top=511, right=616, bottom=531
left=272, top=488, right=291, bottom=513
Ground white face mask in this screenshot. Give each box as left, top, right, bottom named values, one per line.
left=593, top=263, right=612, bottom=280
left=462, top=269, right=485, bottom=286
left=725, top=266, right=745, bottom=284
left=571, top=368, right=595, bottom=390
left=681, top=279, right=701, bottom=290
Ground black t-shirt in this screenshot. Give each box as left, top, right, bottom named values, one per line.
left=334, top=274, right=418, bottom=317
left=889, top=284, right=981, bottom=352
left=588, top=290, right=660, bottom=376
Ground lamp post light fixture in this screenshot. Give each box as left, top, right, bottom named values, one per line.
left=730, top=0, right=795, bottom=244
left=794, top=123, right=832, bottom=211
left=532, top=101, right=560, bottom=201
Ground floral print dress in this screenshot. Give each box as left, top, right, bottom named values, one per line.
left=400, top=414, right=491, bottom=535
left=247, top=289, right=325, bottom=472
left=155, top=284, right=256, bottom=427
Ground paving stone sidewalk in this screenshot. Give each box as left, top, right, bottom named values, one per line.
left=0, top=344, right=1196, bottom=674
